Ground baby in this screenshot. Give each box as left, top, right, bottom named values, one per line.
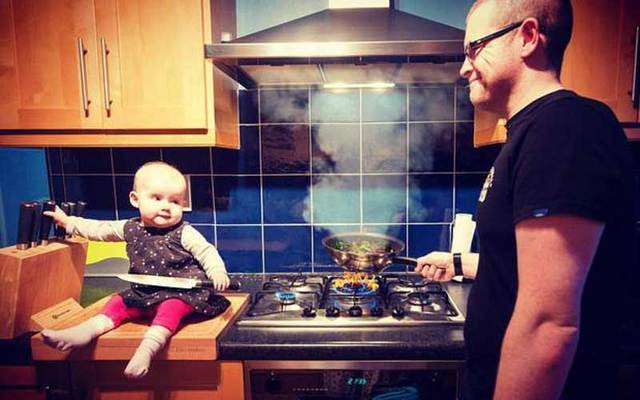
left=42, top=161, right=231, bottom=378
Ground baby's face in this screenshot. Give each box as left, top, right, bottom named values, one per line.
left=130, top=167, right=186, bottom=228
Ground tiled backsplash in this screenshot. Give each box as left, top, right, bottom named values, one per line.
left=47, top=83, right=503, bottom=274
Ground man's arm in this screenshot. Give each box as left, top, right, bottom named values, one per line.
left=415, top=252, right=479, bottom=281
left=493, top=214, right=603, bottom=400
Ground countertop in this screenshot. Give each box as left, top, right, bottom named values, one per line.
left=3, top=273, right=638, bottom=366
left=217, top=274, right=472, bottom=361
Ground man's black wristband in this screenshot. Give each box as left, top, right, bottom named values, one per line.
left=453, top=253, right=463, bottom=276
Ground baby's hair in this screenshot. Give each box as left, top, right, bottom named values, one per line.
left=132, top=161, right=186, bottom=191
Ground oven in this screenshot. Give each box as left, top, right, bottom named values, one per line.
left=235, top=273, right=466, bottom=399
left=245, top=360, right=462, bottom=400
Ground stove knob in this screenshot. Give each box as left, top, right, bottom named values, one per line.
left=326, top=306, right=340, bottom=317
left=370, top=306, right=383, bottom=317
left=348, top=305, right=363, bottom=317
left=302, top=306, right=317, bottom=318
left=392, top=305, right=405, bottom=319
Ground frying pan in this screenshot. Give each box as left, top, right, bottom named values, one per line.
left=322, top=232, right=419, bottom=274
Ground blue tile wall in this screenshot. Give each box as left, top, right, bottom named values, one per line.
left=46, top=83, right=509, bottom=274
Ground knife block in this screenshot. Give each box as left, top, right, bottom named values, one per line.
left=0, top=237, right=88, bottom=339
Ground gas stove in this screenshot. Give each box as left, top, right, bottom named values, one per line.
left=238, top=273, right=465, bottom=327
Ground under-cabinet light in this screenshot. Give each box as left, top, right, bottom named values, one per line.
left=323, top=82, right=396, bottom=89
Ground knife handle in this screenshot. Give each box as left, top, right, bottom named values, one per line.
left=56, top=202, right=71, bottom=239
left=40, top=200, right=56, bottom=244
left=30, top=201, right=42, bottom=247
left=16, top=202, right=36, bottom=250
left=67, top=201, right=77, bottom=218
left=197, top=280, right=241, bottom=291
left=75, top=200, right=87, bottom=217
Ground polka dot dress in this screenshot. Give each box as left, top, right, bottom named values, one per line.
left=119, top=218, right=230, bottom=317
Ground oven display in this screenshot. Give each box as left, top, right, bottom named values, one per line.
left=249, top=369, right=458, bottom=399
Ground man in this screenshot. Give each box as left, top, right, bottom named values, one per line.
left=415, top=0, right=636, bottom=399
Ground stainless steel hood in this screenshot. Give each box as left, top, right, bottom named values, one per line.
left=205, top=7, right=465, bottom=89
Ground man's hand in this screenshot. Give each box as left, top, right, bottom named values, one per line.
left=209, top=272, right=231, bottom=291
left=415, top=251, right=455, bottom=281
left=43, top=206, right=71, bottom=230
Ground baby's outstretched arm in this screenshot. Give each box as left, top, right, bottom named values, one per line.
left=43, top=205, right=71, bottom=230
left=182, top=225, right=230, bottom=290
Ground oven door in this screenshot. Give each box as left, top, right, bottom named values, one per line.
left=245, top=360, right=463, bottom=400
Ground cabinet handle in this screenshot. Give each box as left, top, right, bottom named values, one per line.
left=632, top=26, right=640, bottom=109
left=100, top=37, right=112, bottom=116
left=76, top=37, right=90, bottom=116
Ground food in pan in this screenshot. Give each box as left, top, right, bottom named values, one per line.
left=333, top=238, right=389, bottom=254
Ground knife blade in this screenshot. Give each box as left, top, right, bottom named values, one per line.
left=117, top=274, right=241, bottom=291
left=16, top=202, right=36, bottom=250
left=39, top=200, right=56, bottom=245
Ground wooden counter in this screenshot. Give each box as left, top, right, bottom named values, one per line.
left=28, top=293, right=250, bottom=399
left=31, top=293, right=250, bottom=361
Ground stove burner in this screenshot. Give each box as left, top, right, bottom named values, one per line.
left=269, top=274, right=307, bottom=288
left=407, top=292, right=433, bottom=306
left=333, top=284, right=375, bottom=296
left=406, top=292, right=442, bottom=312
left=397, top=274, right=431, bottom=288
left=275, top=291, right=296, bottom=305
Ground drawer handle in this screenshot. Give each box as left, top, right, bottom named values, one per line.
left=100, top=37, right=112, bottom=116
left=76, top=37, right=90, bottom=116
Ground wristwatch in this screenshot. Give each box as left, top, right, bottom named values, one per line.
left=453, top=253, right=463, bottom=277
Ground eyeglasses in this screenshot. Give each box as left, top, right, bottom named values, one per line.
left=464, top=20, right=524, bottom=60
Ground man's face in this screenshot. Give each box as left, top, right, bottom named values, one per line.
left=460, top=2, right=519, bottom=113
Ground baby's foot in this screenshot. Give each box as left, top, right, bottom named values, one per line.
left=124, top=347, right=153, bottom=379
left=41, top=315, right=114, bottom=351
left=124, top=325, right=171, bottom=379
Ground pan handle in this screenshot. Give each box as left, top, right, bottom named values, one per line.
left=391, top=256, right=418, bottom=266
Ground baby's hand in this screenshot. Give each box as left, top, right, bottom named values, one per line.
left=43, top=206, right=71, bottom=230
left=209, top=272, right=230, bottom=291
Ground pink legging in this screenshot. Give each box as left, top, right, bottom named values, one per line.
left=100, top=294, right=194, bottom=332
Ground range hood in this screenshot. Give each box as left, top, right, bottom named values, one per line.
left=205, top=5, right=465, bottom=89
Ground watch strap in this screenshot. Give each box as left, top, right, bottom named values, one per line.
left=453, top=253, right=463, bottom=276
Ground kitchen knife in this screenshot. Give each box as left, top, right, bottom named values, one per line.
left=39, top=200, right=56, bottom=245
left=29, top=201, right=42, bottom=247
left=67, top=201, right=77, bottom=219
left=56, top=202, right=71, bottom=239
left=16, top=202, right=36, bottom=250
left=117, top=274, right=241, bottom=291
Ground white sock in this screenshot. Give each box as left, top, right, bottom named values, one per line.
left=124, top=325, right=172, bottom=379
left=41, top=314, right=114, bottom=351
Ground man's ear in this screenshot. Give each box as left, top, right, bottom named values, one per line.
left=129, top=191, right=140, bottom=208
left=520, top=18, right=543, bottom=59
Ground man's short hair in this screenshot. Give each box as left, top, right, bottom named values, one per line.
left=132, top=161, right=186, bottom=191
left=470, top=0, right=573, bottom=73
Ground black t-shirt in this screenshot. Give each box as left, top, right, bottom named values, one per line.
left=463, top=90, right=636, bottom=399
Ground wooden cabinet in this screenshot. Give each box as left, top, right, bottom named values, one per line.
left=0, top=366, right=45, bottom=400
left=69, top=360, right=244, bottom=400
left=0, top=0, right=239, bottom=147
left=473, top=0, right=640, bottom=147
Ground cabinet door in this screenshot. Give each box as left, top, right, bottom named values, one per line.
left=561, top=0, right=640, bottom=123
left=0, top=0, right=103, bottom=129
left=95, top=0, right=207, bottom=129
